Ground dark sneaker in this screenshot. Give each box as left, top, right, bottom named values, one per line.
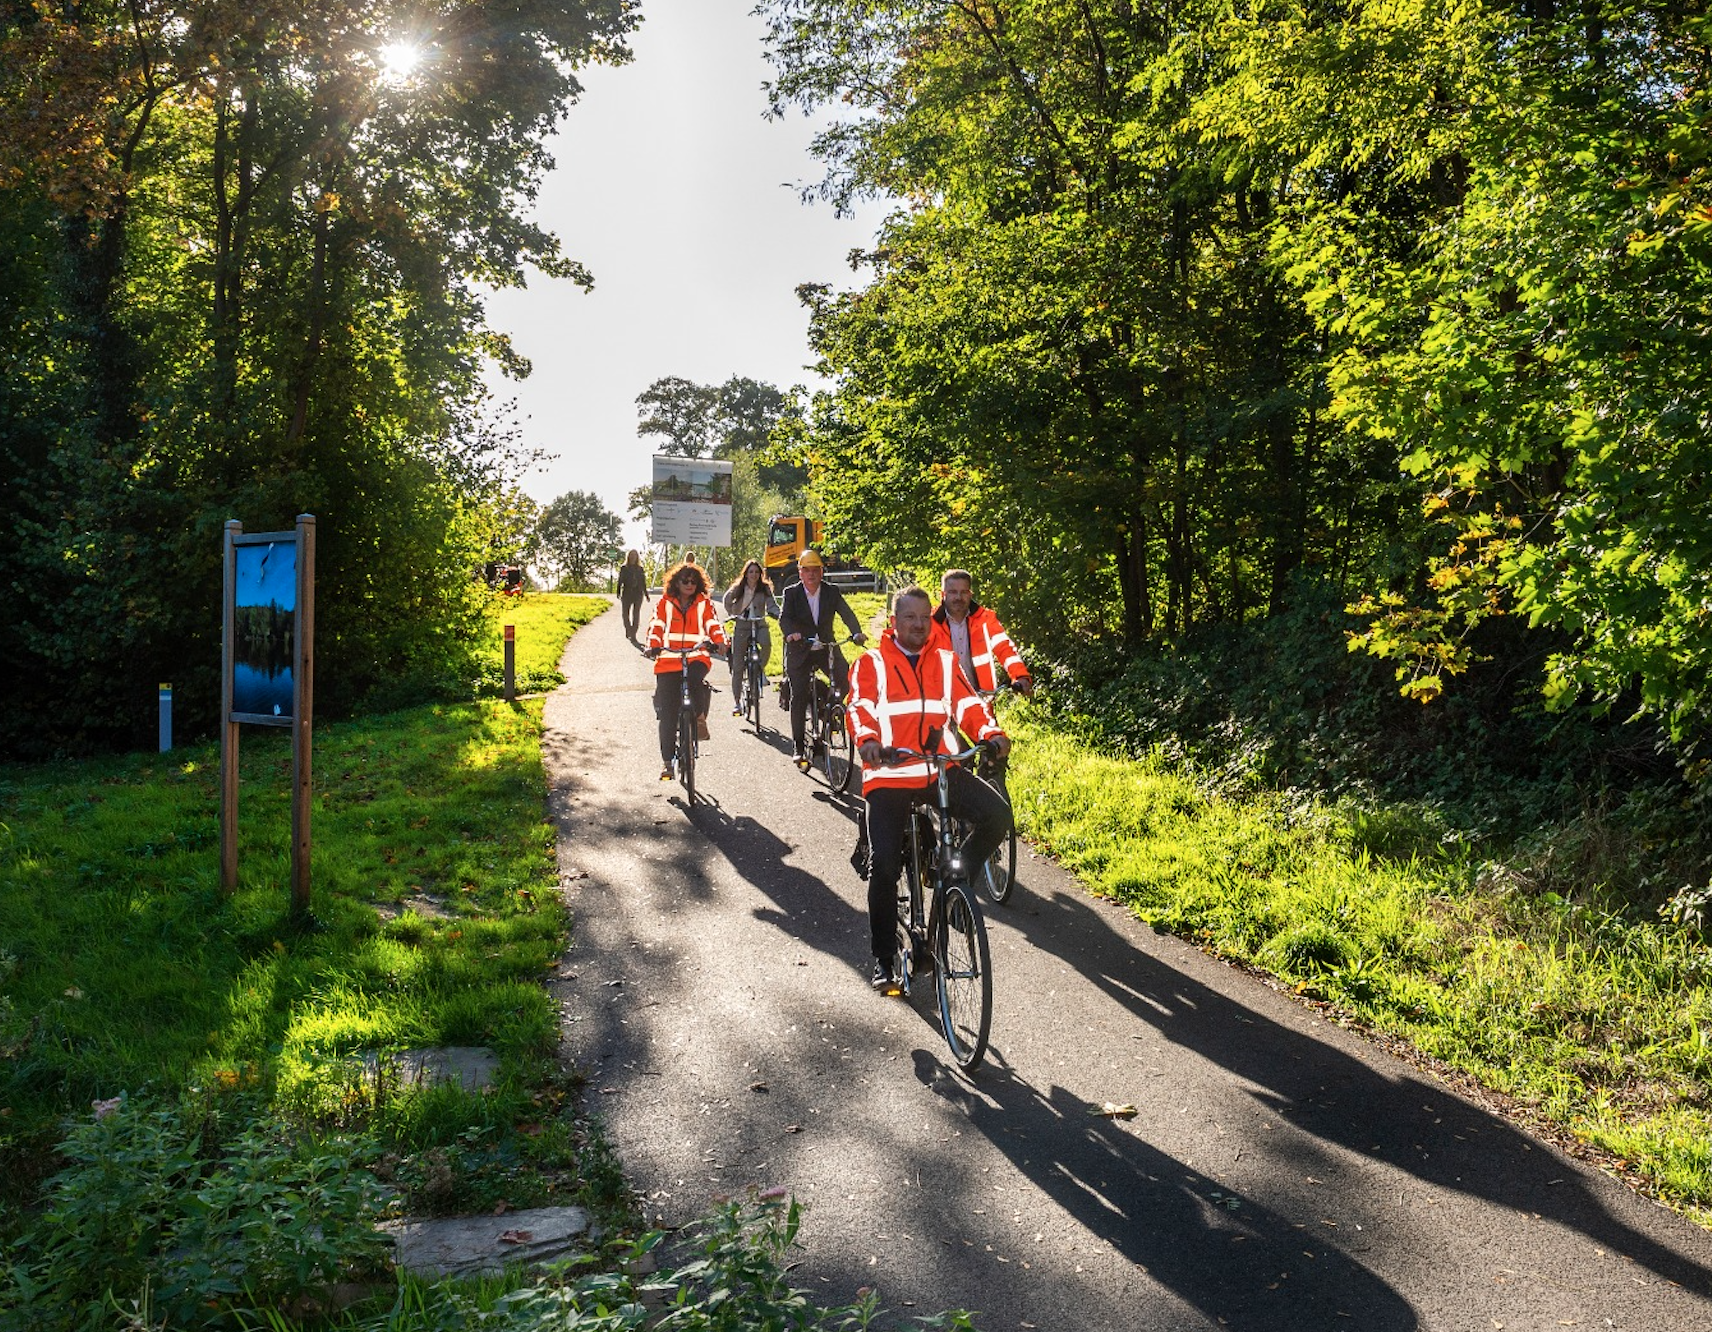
left=659, top=766, right=673, bottom=782
left=870, top=958, right=901, bottom=994
left=792, top=746, right=809, bottom=769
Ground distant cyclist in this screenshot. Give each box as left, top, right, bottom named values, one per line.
left=778, top=549, right=866, bottom=770
left=928, top=568, right=1032, bottom=792
left=643, top=561, right=728, bottom=782
left=848, top=585, right=1009, bottom=994
left=721, top=559, right=778, bottom=713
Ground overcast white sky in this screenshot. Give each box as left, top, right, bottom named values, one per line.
left=481, top=0, right=889, bottom=544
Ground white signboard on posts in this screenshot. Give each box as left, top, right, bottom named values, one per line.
left=649, top=455, right=733, bottom=547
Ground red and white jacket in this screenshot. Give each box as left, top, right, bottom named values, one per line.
left=645, top=594, right=727, bottom=672
left=847, top=630, right=1004, bottom=792
left=927, top=603, right=1028, bottom=692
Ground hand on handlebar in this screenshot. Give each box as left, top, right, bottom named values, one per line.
left=643, top=647, right=659, bottom=659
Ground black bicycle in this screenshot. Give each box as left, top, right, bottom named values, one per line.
left=800, top=634, right=857, bottom=792
left=725, top=614, right=771, bottom=736
left=881, top=741, right=996, bottom=1072
left=658, top=643, right=719, bottom=805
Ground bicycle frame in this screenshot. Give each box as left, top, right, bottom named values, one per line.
left=797, top=634, right=859, bottom=790
left=724, top=614, right=771, bottom=728
left=878, top=740, right=995, bottom=1069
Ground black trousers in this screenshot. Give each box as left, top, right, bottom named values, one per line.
left=864, top=769, right=1010, bottom=961
left=785, top=643, right=849, bottom=749
left=655, top=663, right=710, bottom=765
left=621, top=596, right=644, bottom=639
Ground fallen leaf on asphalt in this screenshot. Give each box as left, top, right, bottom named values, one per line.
left=498, top=1230, right=533, bottom=1244
left=784, top=1124, right=802, bottom=1133
left=1091, top=1102, right=1138, bottom=1119
left=750, top=1081, right=769, bottom=1092
left=600, top=1087, right=619, bottom=1095
left=493, top=1202, right=510, bottom=1215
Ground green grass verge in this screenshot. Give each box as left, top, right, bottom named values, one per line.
left=475, top=592, right=609, bottom=695
left=0, top=598, right=967, bottom=1330
left=1004, top=703, right=1712, bottom=1224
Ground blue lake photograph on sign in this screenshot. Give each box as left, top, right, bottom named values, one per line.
left=234, top=661, right=293, bottom=718
left=233, top=541, right=295, bottom=720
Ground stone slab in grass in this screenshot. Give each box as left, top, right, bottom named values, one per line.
left=383, top=1206, right=594, bottom=1278
left=363, top=1046, right=500, bottom=1093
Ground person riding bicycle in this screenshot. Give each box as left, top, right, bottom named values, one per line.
left=643, top=561, right=728, bottom=782
left=778, top=549, right=866, bottom=770
left=928, top=568, right=1033, bottom=793
left=848, top=585, right=1010, bottom=994
left=721, top=559, right=778, bottom=714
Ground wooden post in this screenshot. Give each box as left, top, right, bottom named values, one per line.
left=290, top=514, right=316, bottom=919
left=503, top=623, right=515, bottom=702
left=220, top=520, right=241, bottom=893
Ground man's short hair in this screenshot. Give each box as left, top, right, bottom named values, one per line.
left=941, top=568, right=973, bottom=589
left=891, top=584, right=932, bottom=613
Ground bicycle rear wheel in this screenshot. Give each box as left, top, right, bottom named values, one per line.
left=935, top=882, right=992, bottom=1071
left=823, top=702, right=853, bottom=791
left=678, top=706, right=697, bottom=805
left=982, top=825, right=1018, bottom=905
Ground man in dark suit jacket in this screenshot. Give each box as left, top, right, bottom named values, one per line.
left=778, top=549, right=867, bottom=768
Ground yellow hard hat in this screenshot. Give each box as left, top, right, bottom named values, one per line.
left=797, top=549, right=825, bottom=568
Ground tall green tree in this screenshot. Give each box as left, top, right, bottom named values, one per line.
left=535, top=489, right=622, bottom=591
left=0, top=0, right=636, bottom=753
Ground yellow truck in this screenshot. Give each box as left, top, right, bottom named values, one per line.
left=764, top=516, right=877, bottom=591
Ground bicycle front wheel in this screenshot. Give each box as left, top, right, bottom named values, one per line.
left=823, top=703, right=853, bottom=791
left=746, top=659, right=763, bottom=732
left=935, top=882, right=992, bottom=1071
left=678, top=706, right=697, bottom=805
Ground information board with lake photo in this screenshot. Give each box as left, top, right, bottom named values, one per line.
left=233, top=541, right=296, bottom=721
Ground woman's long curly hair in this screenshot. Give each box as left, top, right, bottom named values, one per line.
left=663, top=560, right=709, bottom=599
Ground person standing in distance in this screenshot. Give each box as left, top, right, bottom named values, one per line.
left=848, top=586, right=1010, bottom=993
left=618, top=549, right=650, bottom=644
left=777, top=549, right=866, bottom=770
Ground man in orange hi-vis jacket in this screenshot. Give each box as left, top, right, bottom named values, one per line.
left=847, top=585, right=1010, bottom=994
left=927, top=568, right=1032, bottom=797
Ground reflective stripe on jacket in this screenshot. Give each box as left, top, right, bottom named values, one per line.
left=645, top=595, right=727, bottom=672
left=847, top=630, right=1003, bottom=792
left=928, top=602, right=1028, bottom=692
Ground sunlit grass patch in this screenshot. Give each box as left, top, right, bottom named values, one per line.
left=474, top=592, right=608, bottom=694
left=1004, top=704, right=1712, bottom=1220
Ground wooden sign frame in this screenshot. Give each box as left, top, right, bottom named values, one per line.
left=220, top=515, right=316, bottom=916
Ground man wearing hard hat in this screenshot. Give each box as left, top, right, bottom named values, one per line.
left=777, top=549, right=868, bottom=769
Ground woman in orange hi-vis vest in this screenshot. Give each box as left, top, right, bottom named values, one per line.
left=847, top=585, right=1010, bottom=994
left=644, top=561, right=728, bottom=782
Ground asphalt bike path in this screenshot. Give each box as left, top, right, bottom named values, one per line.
left=543, top=600, right=1712, bottom=1331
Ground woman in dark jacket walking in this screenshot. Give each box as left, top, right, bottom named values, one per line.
left=617, top=549, right=649, bottom=642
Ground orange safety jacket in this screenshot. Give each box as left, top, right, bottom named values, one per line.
left=847, top=630, right=1003, bottom=793
left=645, top=594, right=727, bottom=672
left=927, top=602, right=1029, bottom=693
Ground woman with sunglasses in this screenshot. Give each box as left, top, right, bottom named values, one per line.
left=643, top=561, right=728, bottom=781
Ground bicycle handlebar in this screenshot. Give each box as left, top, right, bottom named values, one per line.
left=874, top=739, right=997, bottom=768
left=646, top=641, right=724, bottom=658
